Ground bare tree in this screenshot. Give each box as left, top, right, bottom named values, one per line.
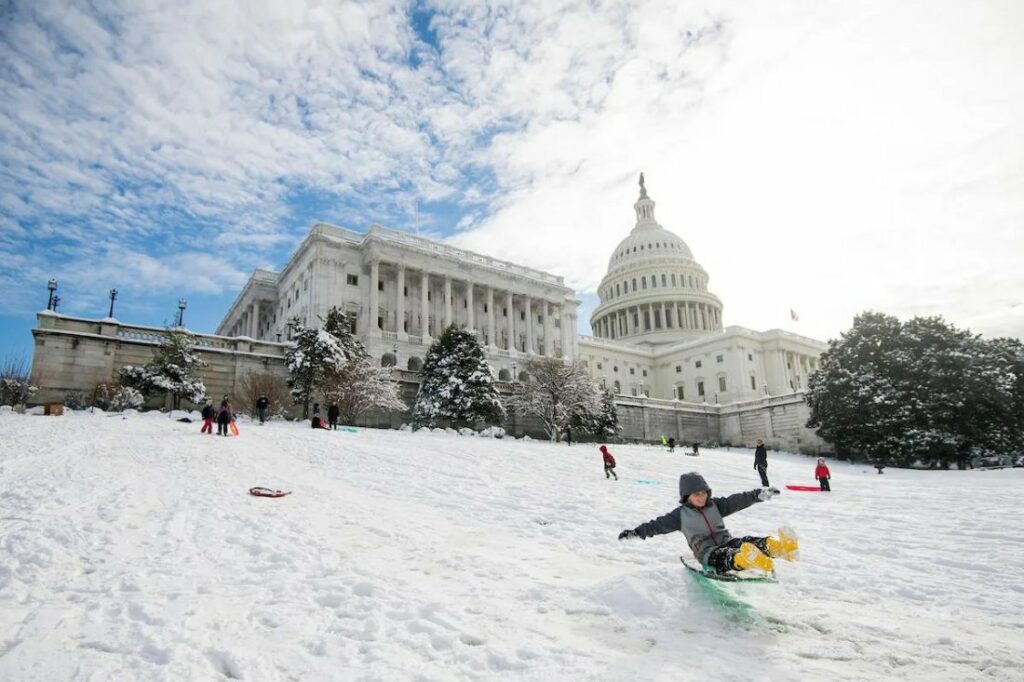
left=1, top=354, right=36, bottom=406
left=323, top=352, right=406, bottom=425
left=236, top=371, right=290, bottom=419
left=506, top=357, right=598, bottom=441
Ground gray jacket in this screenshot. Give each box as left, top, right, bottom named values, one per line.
left=630, top=472, right=762, bottom=564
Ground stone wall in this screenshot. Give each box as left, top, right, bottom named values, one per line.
left=29, top=312, right=831, bottom=451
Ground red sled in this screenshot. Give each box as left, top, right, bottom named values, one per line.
left=785, top=485, right=821, bottom=492
left=249, top=487, right=291, bottom=498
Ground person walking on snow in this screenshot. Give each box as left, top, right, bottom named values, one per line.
left=754, top=439, right=770, bottom=487
left=216, top=397, right=233, bottom=437
left=667, top=437, right=676, bottom=453
left=256, top=392, right=269, bottom=425
left=327, top=403, right=340, bottom=430
left=200, top=399, right=215, bottom=434
left=600, top=445, right=618, bottom=480
left=815, top=458, right=832, bottom=491
left=618, top=472, right=797, bottom=574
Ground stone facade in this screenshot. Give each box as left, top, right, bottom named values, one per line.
left=216, top=223, right=579, bottom=380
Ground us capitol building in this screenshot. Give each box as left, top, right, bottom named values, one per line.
left=31, top=175, right=829, bottom=450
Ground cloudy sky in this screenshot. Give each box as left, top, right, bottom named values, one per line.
left=2, top=0, right=1022, bottom=360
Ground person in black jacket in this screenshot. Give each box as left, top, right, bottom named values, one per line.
left=327, top=403, right=339, bottom=430
left=255, top=393, right=269, bottom=425
left=200, top=399, right=215, bottom=434
left=754, top=439, right=770, bottom=486
left=217, top=397, right=233, bottom=437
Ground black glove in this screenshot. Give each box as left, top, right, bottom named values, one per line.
left=618, top=529, right=639, bottom=541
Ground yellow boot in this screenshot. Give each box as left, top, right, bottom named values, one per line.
left=766, top=526, right=800, bottom=562
left=733, top=542, right=774, bottom=573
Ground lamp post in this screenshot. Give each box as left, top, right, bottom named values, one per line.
left=47, top=278, right=57, bottom=310
left=512, top=362, right=517, bottom=382
left=108, top=289, right=118, bottom=318
left=176, top=299, right=187, bottom=328
left=393, top=344, right=399, bottom=369
left=275, top=329, right=282, bottom=343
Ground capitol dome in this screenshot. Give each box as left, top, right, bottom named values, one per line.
left=590, top=174, right=723, bottom=345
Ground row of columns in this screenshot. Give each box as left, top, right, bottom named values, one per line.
left=594, top=302, right=721, bottom=339
left=228, top=301, right=264, bottom=339
left=371, top=261, right=573, bottom=359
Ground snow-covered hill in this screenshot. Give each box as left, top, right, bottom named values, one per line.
left=1, top=411, right=1021, bottom=681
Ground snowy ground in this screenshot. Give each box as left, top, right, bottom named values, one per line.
left=1, top=411, right=1022, bottom=681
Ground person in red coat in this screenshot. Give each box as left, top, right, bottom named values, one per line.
left=600, top=445, right=618, bottom=480
left=815, top=458, right=831, bottom=491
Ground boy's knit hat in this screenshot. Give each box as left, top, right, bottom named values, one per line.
left=678, top=472, right=710, bottom=503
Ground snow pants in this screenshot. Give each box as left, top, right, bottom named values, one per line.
left=217, top=420, right=229, bottom=436
left=705, top=536, right=772, bottom=574
left=329, top=417, right=338, bottom=430
left=257, top=407, right=267, bottom=424
left=604, top=464, right=618, bottom=480
left=201, top=418, right=213, bottom=434
left=756, top=465, right=770, bottom=487
left=818, top=477, right=831, bottom=492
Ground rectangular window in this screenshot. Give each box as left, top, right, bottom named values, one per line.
left=675, top=365, right=681, bottom=373
left=597, top=363, right=603, bottom=370
left=678, top=386, right=684, bottom=400
left=695, top=360, right=702, bottom=368
left=716, top=354, right=723, bottom=363
left=748, top=353, right=753, bottom=361
left=520, top=311, right=525, bottom=321
left=347, top=274, right=358, bottom=286
left=630, top=368, right=635, bottom=375
left=378, top=281, right=384, bottom=291
left=428, top=291, right=432, bottom=301
left=751, top=376, right=757, bottom=390
left=484, top=304, right=488, bottom=313
left=697, top=381, right=705, bottom=397
left=642, top=369, right=647, bottom=377
left=403, top=286, right=408, bottom=296
left=719, top=377, right=727, bottom=391
left=503, top=307, right=507, bottom=317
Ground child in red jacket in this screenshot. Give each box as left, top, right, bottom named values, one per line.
left=600, top=445, right=618, bottom=480
left=815, top=458, right=831, bottom=491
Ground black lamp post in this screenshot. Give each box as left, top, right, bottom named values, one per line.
left=512, top=362, right=517, bottom=382
left=47, top=278, right=57, bottom=310
left=177, top=298, right=187, bottom=327
left=393, top=344, right=399, bottom=368
left=275, top=329, right=282, bottom=342
left=108, top=288, right=118, bottom=318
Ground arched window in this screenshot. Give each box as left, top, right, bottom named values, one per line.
left=641, top=277, right=647, bottom=289
left=381, top=353, right=396, bottom=367
left=661, top=274, right=667, bottom=287
left=407, top=356, right=423, bottom=371
left=651, top=277, right=656, bottom=288
left=671, top=274, right=676, bottom=286
left=632, top=278, right=637, bottom=291
left=498, top=368, right=511, bottom=381
left=616, top=283, right=620, bottom=296
left=614, top=380, right=621, bottom=394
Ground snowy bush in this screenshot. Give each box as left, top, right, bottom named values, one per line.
left=93, top=383, right=143, bottom=412
left=63, top=391, right=87, bottom=410
left=478, top=425, right=506, bottom=439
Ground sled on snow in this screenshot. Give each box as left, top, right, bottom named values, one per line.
left=785, top=484, right=821, bottom=492
left=249, top=487, right=291, bottom=498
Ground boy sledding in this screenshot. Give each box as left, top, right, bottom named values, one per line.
left=618, top=472, right=798, bottom=575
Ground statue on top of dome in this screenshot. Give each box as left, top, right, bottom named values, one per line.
left=639, top=172, right=647, bottom=197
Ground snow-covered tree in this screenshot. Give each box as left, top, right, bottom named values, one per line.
left=119, top=329, right=206, bottom=409
left=506, top=357, right=598, bottom=441
left=285, top=314, right=350, bottom=419
left=1, top=355, right=36, bottom=406
left=93, top=383, right=144, bottom=412
left=412, top=325, right=504, bottom=428
left=321, top=308, right=406, bottom=424
left=806, top=312, right=1024, bottom=468
left=572, top=387, right=621, bottom=439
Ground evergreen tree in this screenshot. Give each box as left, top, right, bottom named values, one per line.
left=120, top=329, right=206, bottom=409
left=412, top=324, right=504, bottom=428
left=806, top=311, right=1024, bottom=467
left=588, top=387, right=622, bottom=438
left=285, top=314, right=349, bottom=419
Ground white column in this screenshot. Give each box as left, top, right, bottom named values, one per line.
left=369, top=260, right=380, bottom=335
left=543, top=302, right=552, bottom=354
left=525, top=297, right=534, bottom=354
left=444, top=276, right=452, bottom=329
left=251, top=302, right=260, bottom=339
left=466, top=281, right=475, bottom=331
left=558, top=305, right=568, bottom=357
left=420, top=271, right=430, bottom=339
left=506, top=291, right=515, bottom=350
left=660, top=302, right=667, bottom=329
left=487, top=287, right=496, bottom=347
left=396, top=265, right=406, bottom=340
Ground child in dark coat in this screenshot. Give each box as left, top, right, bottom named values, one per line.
left=216, top=398, right=233, bottom=437
left=327, top=403, right=340, bottom=430
left=599, top=445, right=618, bottom=480
left=200, top=400, right=215, bottom=434
left=618, top=472, right=797, bottom=574
left=815, top=458, right=831, bottom=491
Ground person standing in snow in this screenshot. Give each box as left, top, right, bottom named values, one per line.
left=754, top=439, right=770, bottom=486
left=815, top=458, right=832, bottom=491
left=692, top=442, right=700, bottom=456
left=600, top=445, right=618, bottom=480
left=667, top=437, right=676, bottom=453
left=200, top=399, right=215, bottom=434
left=256, top=393, right=269, bottom=425
left=565, top=427, right=573, bottom=447
left=216, top=397, right=233, bottom=437
left=327, top=403, right=339, bottom=430
left=618, top=472, right=795, bottom=574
